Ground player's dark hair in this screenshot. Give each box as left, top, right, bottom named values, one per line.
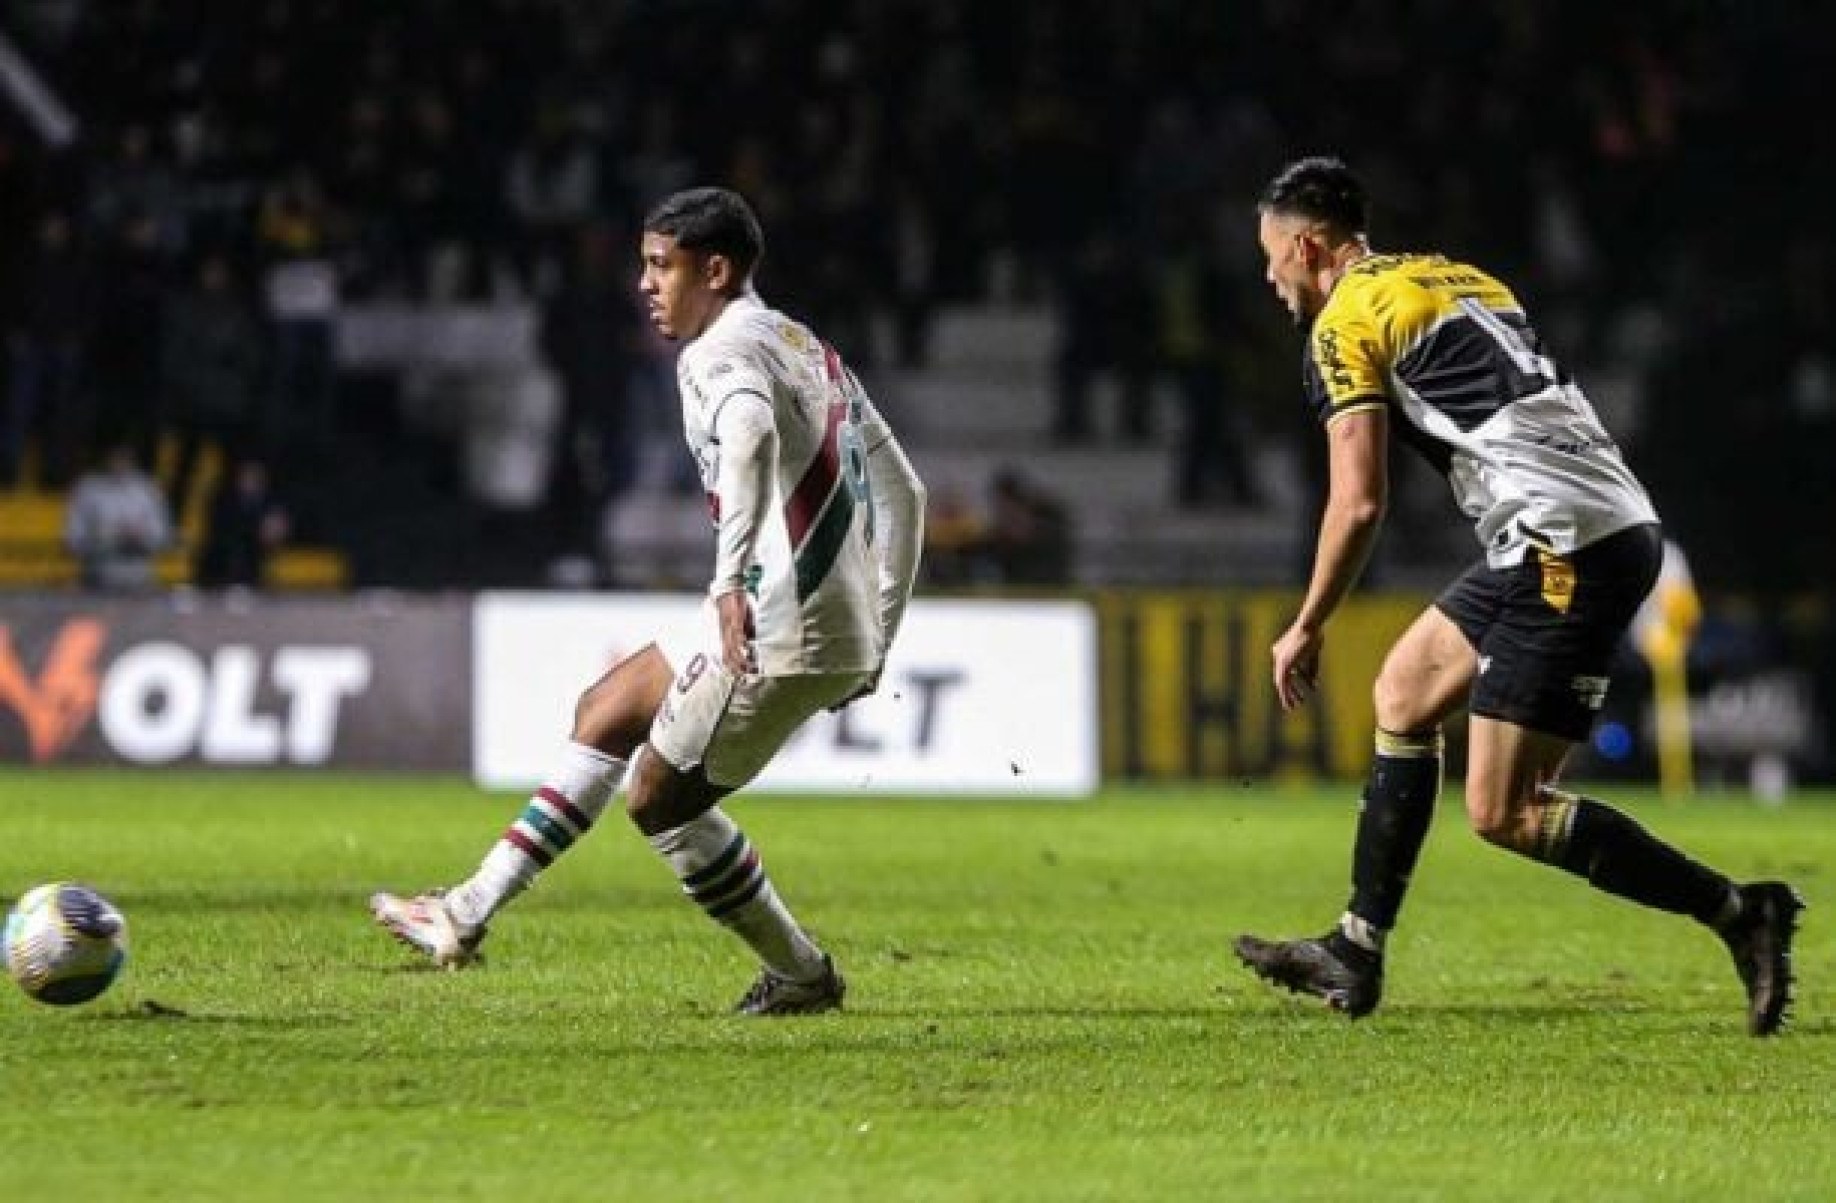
left=1259, top=156, right=1369, bottom=234
left=644, top=187, right=764, bottom=280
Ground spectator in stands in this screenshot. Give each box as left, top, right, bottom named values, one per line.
left=540, top=221, right=645, bottom=553
left=87, top=211, right=170, bottom=467
left=64, top=443, right=174, bottom=591
left=257, top=169, right=341, bottom=454
left=161, top=251, right=264, bottom=506
left=3, top=209, right=93, bottom=489
left=1052, top=232, right=1155, bottom=442
left=503, top=103, right=601, bottom=295
left=1154, top=212, right=1261, bottom=510
left=197, top=456, right=290, bottom=587
left=920, top=484, right=989, bottom=586
left=983, top=466, right=1073, bottom=585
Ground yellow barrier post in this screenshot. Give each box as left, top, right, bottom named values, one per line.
left=1631, top=542, right=1701, bottom=800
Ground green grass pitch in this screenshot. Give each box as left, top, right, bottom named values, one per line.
left=2, top=771, right=1832, bottom=1201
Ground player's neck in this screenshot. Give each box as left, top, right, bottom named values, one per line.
left=1320, top=239, right=1372, bottom=295
left=688, top=288, right=758, bottom=342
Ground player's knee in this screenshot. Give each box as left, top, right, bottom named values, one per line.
left=623, top=748, right=720, bottom=836
left=1463, top=781, right=1538, bottom=851
left=572, top=681, right=647, bottom=757
left=1372, top=669, right=1431, bottom=733
left=622, top=751, right=670, bottom=833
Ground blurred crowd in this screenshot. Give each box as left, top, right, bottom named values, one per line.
left=0, top=0, right=1829, bottom=603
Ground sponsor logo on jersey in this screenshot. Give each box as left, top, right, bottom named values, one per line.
left=1315, top=326, right=1354, bottom=393
left=774, top=320, right=811, bottom=352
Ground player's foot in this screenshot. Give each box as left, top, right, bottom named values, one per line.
left=369, top=890, right=487, bottom=969
left=734, top=954, right=846, bottom=1016
left=1233, top=931, right=1383, bottom=1018
left=1718, top=881, right=1805, bottom=1036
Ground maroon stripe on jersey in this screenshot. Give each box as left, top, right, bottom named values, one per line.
left=785, top=399, right=845, bottom=550
left=536, top=787, right=593, bottom=833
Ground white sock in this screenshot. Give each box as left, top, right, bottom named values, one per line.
left=647, top=806, right=827, bottom=982
left=445, top=742, right=625, bottom=927
left=1338, top=912, right=1387, bottom=954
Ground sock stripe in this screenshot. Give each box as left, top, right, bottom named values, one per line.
left=518, top=806, right=575, bottom=853
left=535, top=787, right=594, bottom=833
left=688, top=848, right=762, bottom=910
left=705, top=869, right=769, bottom=921
left=1535, top=788, right=1581, bottom=861
left=1375, top=728, right=1443, bottom=758
left=682, top=832, right=749, bottom=890
left=504, top=827, right=554, bottom=867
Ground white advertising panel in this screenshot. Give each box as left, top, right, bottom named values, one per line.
left=473, top=593, right=1097, bottom=795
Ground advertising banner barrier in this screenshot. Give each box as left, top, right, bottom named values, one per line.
left=473, top=593, right=1099, bottom=795
left=0, top=594, right=470, bottom=769
left=1096, top=590, right=1425, bottom=780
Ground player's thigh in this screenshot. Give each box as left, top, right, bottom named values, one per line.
left=650, top=663, right=868, bottom=793
left=573, top=643, right=674, bottom=757
left=1373, top=606, right=1478, bottom=733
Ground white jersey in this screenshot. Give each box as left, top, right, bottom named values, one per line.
left=677, top=293, right=908, bottom=675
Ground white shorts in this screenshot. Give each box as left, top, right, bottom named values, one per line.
left=649, top=650, right=868, bottom=790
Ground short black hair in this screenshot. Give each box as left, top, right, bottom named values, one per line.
left=643, top=187, right=765, bottom=279
left=1259, top=156, right=1369, bottom=234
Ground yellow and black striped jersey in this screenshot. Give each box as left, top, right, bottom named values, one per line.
left=1301, top=252, right=1657, bottom=567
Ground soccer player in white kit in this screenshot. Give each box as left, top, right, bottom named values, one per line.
left=372, top=188, right=927, bottom=1014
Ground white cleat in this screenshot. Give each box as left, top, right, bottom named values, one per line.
left=369, top=890, right=487, bottom=969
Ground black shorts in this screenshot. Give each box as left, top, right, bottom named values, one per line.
left=1435, top=523, right=1662, bottom=742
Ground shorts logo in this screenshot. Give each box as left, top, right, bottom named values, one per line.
left=1477, top=655, right=1493, bottom=676
left=1571, top=675, right=1610, bottom=711
left=1537, top=551, right=1576, bottom=614
left=676, top=653, right=708, bottom=695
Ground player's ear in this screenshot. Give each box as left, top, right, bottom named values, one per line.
left=703, top=252, right=735, bottom=293
left=1296, top=231, right=1322, bottom=271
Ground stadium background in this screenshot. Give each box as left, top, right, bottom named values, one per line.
left=0, top=0, right=1831, bottom=788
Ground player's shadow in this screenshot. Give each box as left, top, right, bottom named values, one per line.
left=90, top=999, right=345, bottom=1026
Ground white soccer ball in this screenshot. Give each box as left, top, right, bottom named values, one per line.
left=4, top=883, right=129, bottom=1006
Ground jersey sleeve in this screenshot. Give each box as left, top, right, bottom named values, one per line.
left=1305, top=288, right=1391, bottom=426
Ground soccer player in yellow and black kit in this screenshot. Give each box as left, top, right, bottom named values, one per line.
left=1232, top=156, right=1803, bottom=1035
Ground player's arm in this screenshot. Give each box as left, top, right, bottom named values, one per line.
left=847, top=386, right=926, bottom=651
left=1274, top=406, right=1389, bottom=708
left=709, top=391, right=778, bottom=674
left=1274, top=294, right=1392, bottom=709
left=1298, top=406, right=1388, bottom=629
left=863, top=426, right=926, bottom=649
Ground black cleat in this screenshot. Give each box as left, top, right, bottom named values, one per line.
left=1234, top=932, right=1383, bottom=1018
left=1719, top=881, right=1805, bottom=1037
left=734, top=954, right=846, bottom=1016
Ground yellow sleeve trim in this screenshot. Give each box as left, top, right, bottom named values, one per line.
left=1324, top=400, right=1386, bottom=426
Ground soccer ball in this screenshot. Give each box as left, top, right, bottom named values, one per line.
left=4, top=883, right=129, bottom=1006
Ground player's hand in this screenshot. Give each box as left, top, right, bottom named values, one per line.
left=1271, top=621, right=1323, bottom=711
left=715, top=589, right=757, bottom=676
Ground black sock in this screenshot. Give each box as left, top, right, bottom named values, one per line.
left=1538, top=791, right=1737, bottom=926
left=1345, top=729, right=1444, bottom=938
